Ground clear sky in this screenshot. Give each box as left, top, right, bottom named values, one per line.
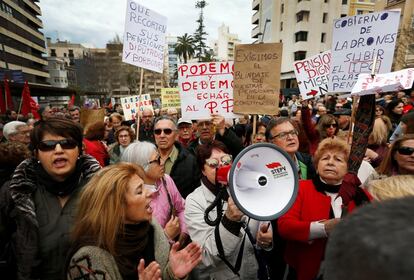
left=38, top=0, right=253, bottom=48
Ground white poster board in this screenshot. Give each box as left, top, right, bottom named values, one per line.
left=122, top=1, right=167, bottom=73
left=351, top=68, right=414, bottom=96
left=293, top=50, right=331, bottom=100
left=329, top=10, right=401, bottom=92
left=120, top=94, right=154, bottom=121
left=178, top=62, right=239, bottom=120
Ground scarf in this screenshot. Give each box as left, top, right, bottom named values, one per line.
left=35, top=158, right=83, bottom=197
left=202, top=175, right=220, bottom=196
left=313, top=176, right=341, bottom=194
left=115, top=222, right=154, bottom=280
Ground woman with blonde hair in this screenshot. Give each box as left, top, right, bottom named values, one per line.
left=364, top=116, right=391, bottom=167
left=67, top=163, right=201, bottom=279
left=367, top=175, right=414, bottom=201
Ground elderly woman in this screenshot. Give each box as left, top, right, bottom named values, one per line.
left=278, top=138, right=370, bottom=280
left=377, top=134, right=414, bottom=176
left=67, top=163, right=201, bottom=279
left=0, top=118, right=101, bottom=279
left=185, top=140, right=272, bottom=280
left=121, top=141, right=189, bottom=247
left=108, top=125, right=135, bottom=164
left=106, top=112, right=124, bottom=144
left=367, top=175, right=414, bottom=201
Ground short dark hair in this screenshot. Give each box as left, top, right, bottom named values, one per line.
left=69, top=106, right=80, bottom=113
left=265, top=117, right=298, bottom=141
left=196, top=140, right=229, bottom=171
left=85, top=121, right=106, bottom=141
left=324, top=196, right=414, bottom=280
left=30, top=118, right=83, bottom=152
left=0, top=141, right=31, bottom=169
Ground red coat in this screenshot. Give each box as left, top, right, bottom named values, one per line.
left=278, top=180, right=365, bottom=280
left=83, top=139, right=109, bottom=167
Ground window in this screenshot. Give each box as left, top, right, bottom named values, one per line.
left=324, top=0, right=328, bottom=2
left=51, top=49, right=56, bottom=57
left=408, top=44, right=414, bottom=55
left=69, top=49, right=74, bottom=58
left=281, top=3, right=284, bottom=13
left=323, top=13, right=328, bottom=23
left=64, top=53, right=67, bottom=57
left=295, top=31, right=308, bottom=42
left=357, top=10, right=364, bottom=15
left=280, top=22, right=283, bottom=31
left=341, top=14, right=347, bottom=18
left=342, top=0, right=348, bottom=4
left=296, top=11, right=310, bottom=22
left=321, top=33, right=326, bottom=43
left=294, top=51, right=307, bottom=61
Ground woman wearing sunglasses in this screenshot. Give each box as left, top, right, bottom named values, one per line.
left=121, top=141, right=189, bottom=248
left=377, top=134, right=414, bottom=176
left=0, top=118, right=101, bottom=279
left=185, top=140, right=272, bottom=280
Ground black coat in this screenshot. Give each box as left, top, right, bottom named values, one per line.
left=170, top=142, right=201, bottom=198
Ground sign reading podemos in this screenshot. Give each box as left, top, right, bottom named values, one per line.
left=122, top=1, right=167, bottom=73
left=233, top=43, right=282, bottom=115
left=178, top=62, right=239, bottom=120
left=293, top=50, right=331, bottom=100
left=329, top=10, right=400, bottom=92
left=121, top=94, right=153, bottom=121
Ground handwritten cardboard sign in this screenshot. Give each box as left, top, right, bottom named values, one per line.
left=233, top=43, right=282, bottom=115
left=351, top=68, right=414, bottom=96
left=120, top=94, right=154, bottom=121
left=161, top=88, right=181, bottom=108
left=122, top=1, right=167, bottom=73
left=178, top=62, right=239, bottom=120
left=329, top=10, right=401, bottom=92
left=294, top=50, right=331, bottom=100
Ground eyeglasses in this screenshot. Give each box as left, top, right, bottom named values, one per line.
left=37, top=139, right=78, bottom=152
left=270, top=130, right=298, bottom=140
left=323, top=123, right=338, bottom=129
left=154, top=128, right=174, bottom=135
left=397, top=147, right=414, bottom=156
left=148, top=156, right=161, bottom=165
left=205, top=154, right=232, bottom=168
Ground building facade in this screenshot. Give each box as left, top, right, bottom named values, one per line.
left=252, top=0, right=348, bottom=88
left=212, top=24, right=241, bottom=61
left=165, top=35, right=179, bottom=87
left=349, top=0, right=376, bottom=16
left=46, top=56, right=68, bottom=88
left=0, top=0, right=49, bottom=83
left=375, top=0, right=414, bottom=70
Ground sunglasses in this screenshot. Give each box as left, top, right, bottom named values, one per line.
left=324, top=123, right=338, bottom=129
left=37, top=139, right=78, bottom=152
left=148, top=156, right=161, bottom=165
left=154, top=128, right=174, bottom=135
left=397, top=146, right=414, bottom=156
left=205, top=154, right=232, bottom=168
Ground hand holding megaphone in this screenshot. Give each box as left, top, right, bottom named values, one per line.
left=225, top=196, right=243, bottom=222
left=256, top=223, right=272, bottom=248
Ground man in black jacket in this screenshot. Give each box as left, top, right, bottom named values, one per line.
left=187, top=114, right=244, bottom=159
left=154, top=116, right=201, bottom=198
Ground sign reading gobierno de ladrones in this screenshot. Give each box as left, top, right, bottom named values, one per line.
left=329, top=9, right=401, bottom=92
left=122, top=0, right=167, bottom=73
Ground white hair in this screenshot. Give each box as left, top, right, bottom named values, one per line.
left=121, top=141, right=157, bottom=171
left=3, top=121, right=27, bottom=140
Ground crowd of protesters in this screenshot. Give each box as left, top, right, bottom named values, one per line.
left=0, top=88, right=413, bottom=280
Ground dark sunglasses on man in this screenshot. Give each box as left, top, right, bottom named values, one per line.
left=153, top=128, right=174, bottom=135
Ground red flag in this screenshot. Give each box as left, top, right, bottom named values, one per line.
left=4, top=79, right=14, bottom=110
left=0, top=84, right=5, bottom=114
left=68, top=94, right=75, bottom=108
left=21, top=81, right=40, bottom=119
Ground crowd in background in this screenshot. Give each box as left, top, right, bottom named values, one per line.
left=0, top=87, right=413, bottom=280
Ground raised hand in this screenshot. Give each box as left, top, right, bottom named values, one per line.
left=169, top=242, right=202, bottom=279
left=137, top=259, right=161, bottom=280
left=165, top=215, right=181, bottom=240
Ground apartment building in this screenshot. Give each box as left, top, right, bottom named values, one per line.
left=212, top=23, right=241, bottom=61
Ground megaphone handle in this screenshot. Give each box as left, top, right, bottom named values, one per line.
left=204, top=188, right=228, bottom=227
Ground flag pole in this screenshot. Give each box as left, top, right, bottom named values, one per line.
left=16, top=91, right=24, bottom=121
left=136, top=67, right=144, bottom=141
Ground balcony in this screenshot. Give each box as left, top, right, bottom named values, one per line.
left=251, top=25, right=261, bottom=38
left=252, top=10, right=260, bottom=24
left=252, top=0, right=260, bottom=11
left=296, top=0, right=310, bottom=12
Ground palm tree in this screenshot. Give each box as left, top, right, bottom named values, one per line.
left=174, top=33, right=196, bottom=63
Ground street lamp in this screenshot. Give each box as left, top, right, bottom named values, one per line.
left=257, top=18, right=271, bottom=44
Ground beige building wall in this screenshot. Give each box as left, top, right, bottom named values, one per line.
left=213, top=24, right=241, bottom=61
left=349, top=0, right=376, bottom=16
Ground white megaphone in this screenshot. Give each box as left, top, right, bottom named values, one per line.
left=216, top=143, right=299, bottom=221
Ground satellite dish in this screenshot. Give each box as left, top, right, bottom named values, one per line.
left=219, top=143, right=299, bottom=221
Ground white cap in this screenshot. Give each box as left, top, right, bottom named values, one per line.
left=177, top=118, right=192, bottom=126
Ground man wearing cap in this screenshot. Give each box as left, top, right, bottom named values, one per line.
left=188, top=114, right=244, bottom=158
left=177, top=118, right=195, bottom=148
left=334, top=108, right=352, bottom=131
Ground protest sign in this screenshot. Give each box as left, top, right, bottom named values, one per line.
left=80, top=108, right=105, bottom=132
left=351, top=68, right=414, bottom=96
left=178, top=61, right=239, bottom=120
left=122, top=1, right=167, bottom=73
left=233, top=43, right=282, bottom=114
left=120, top=94, right=153, bottom=121
left=293, top=50, right=331, bottom=100
left=329, top=10, right=401, bottom=92
left=161, top=88, right=180, bottom=108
